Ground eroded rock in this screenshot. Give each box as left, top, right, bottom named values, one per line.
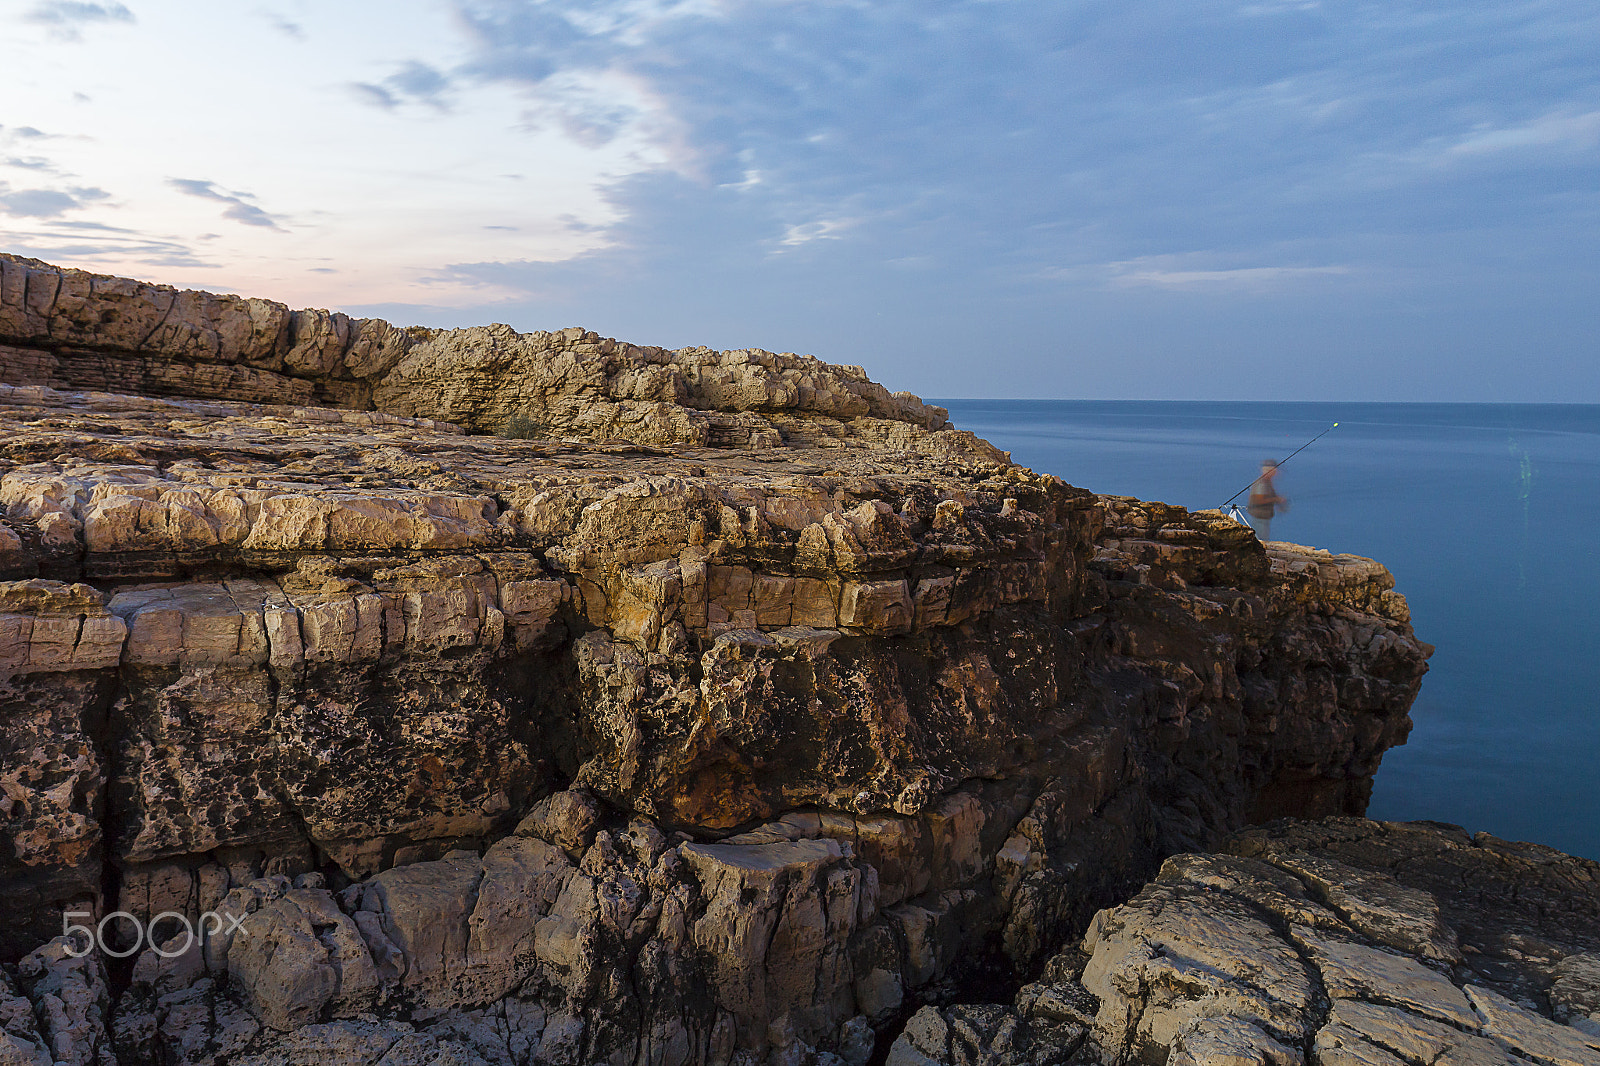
left=893, top=818, right=1600, bottom=1066
left=0, top=257, right=1438, bottom=1064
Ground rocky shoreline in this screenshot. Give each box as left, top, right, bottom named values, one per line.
left=1, top=252, right=1577, bottom=1066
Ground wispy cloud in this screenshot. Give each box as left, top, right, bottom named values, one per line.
left=0, top=181, right=108, bottom=217
left=1107, top=259, right=1352, bottom=289
left=349, top=60, right=453, bottom=111
left=5, top=0, right=1598, bottom=399
left=438, top=0, right=1600, bottom=269
left=23, top=0, right=134, bottom=40
left=1237, top=1, right=1321, bottom=15
left=167, top=178, right=285, bottom=230
left=778, top=218, right=854, bottom=248
left=0, top=219, right=214, bottom=268
left=0, top=188, right=80, bottom=217
left=259, top=10, right=305, bottom=41
left=349, top=83, right=401, bottom=109
left=1448, top=110, right=1600, bottom=157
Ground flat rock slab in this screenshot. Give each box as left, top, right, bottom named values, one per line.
left=890, top=817, right=1600, bottom=1066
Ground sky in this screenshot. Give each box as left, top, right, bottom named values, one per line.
left=2, top=0, right=1597, bottom=401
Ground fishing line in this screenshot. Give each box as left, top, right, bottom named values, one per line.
left=1221, top=422, right=1339, bottom=522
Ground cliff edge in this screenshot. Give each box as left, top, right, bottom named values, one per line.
left=0, top=253, right=1433, bottom=1065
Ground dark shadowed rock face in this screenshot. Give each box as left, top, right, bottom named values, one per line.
left=0, top=255, right=1432, bottom=1065
left=888, top=817, right=1600, bottom=1066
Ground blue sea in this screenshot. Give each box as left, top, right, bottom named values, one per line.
left=935, top=400, right=1600, bottom=861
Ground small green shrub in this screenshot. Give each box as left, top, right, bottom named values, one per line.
left=500, top=412, right=543, bottom=439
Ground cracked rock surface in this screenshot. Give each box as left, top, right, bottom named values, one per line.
left=1, top=255, right=1435, bottom=1065
left=888, top=818, right=1600, bottom=1066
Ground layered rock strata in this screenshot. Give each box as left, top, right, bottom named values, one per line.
left=1, top=257, right=1432, bottom=1065
left=889, top=817, right=1600, bottom=1066
left=0, top=252, right=959, bottom=449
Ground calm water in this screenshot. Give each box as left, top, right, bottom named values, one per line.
left=935, top=400, right=1600, bottom=860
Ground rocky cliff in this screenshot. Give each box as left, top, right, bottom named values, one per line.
left=0, top=253, right=1432, bottom=1066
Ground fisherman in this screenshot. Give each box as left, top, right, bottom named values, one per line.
left=1246, top=459, right=1288, bottom=541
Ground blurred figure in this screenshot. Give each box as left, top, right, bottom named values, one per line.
left=1246, top=459, right=1288, bottom=541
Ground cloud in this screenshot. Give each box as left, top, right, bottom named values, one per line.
left=0, top=176, right=169, bottom=271
left=389, top=60, right=450, bottom=100
left=350, top=60, right=453, bottom=110
left=23, top=1, right=134, bottom=39
left=260, top=11, right=305, bottom=40
left=433, top=0, right=1600, bottom=278
left=1106, top=259, right=1352, bottom=289
left=349, top=83, right=400, bottom=109
left=6, top=0, right=1592, bottom=400
left=0, top=219, right=214, bottom=268
left=449, top=1, right=1342, bottom=256
left=167, top=178, right=286, bottom=230
left=23, top=0, right=134, bottom=23
left=519, top=80, right=644, bottom=148
left=0, top=179, right=107, bottom=217
left=0, top=188, right=82, bottom=217
left=1449, top=110, right=1600, bottom=157
left=778, top=218, right=853, bottom=248
left=1238, top=0, right=1320, bottom=14
left=50, top=219, right=135, bottom=232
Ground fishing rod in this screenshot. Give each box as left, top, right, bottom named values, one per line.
left=1220, top=422, right=1339, bottom=515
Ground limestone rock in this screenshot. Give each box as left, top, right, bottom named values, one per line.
left=0, top=253, right=959, bottom=454
left=890, top=818, right=1600, bottom=1066
left=1080, top=877, right=1317, bottom=1057
left=0, top=256, right=1441, bottom=1065
left=515, top=790, right=603, bottom=855
left=228, top=888, right=379, bottom=1030
left=14, top=936, right=115, bottom=1066
left=0, top=966, right=54, bottom=1066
